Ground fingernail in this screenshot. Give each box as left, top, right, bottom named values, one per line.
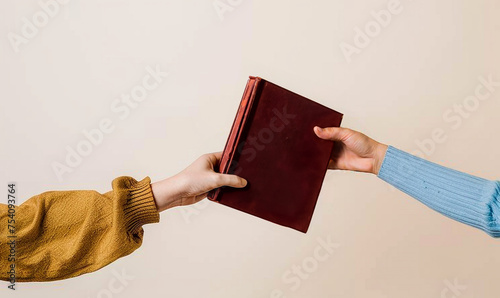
left=314, top=126, right=323, bottom=132
left=241, top=178, right=248, bottom=187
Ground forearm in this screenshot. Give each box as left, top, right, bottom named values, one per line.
left=0, top=176, right=159, bottom=282
left=377, top=146, right=500, bottom=237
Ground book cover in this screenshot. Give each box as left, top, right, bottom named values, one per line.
left=208, top=76, right=343, bottom=233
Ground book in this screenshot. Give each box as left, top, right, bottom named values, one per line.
left=208, top=76, right=343, bottom=233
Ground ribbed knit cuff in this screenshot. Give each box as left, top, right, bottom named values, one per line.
left=123, top=177, right=160, bottom=235
left=377, top=146, right=500, bottom=237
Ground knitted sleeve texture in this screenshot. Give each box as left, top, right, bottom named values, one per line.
left=378, top=146, right=500, bottom=237
left=0, top=176, right=160, bottom=282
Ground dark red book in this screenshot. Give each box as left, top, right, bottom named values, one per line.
left=208, top=76, right=343, bottom=232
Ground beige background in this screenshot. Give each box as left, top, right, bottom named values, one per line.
left=1, top=0, right=500, bottom=297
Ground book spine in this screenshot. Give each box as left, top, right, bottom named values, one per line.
left=208, top=77, right=262, bottom=201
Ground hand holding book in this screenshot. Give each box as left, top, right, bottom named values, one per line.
left=314, top=126, right=388, bottom=175
left=149, top=127, right=389, bottom=214
left=152, top=77, right=389, bottom=233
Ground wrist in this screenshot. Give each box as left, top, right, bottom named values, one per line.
left=372, top=143, right=388, bottom=175
left=151, top=174, right=186, bottom=212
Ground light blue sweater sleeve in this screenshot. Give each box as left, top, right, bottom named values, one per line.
left=377, top=146, right=500, bottom=237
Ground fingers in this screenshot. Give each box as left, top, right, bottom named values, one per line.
left=203, top=152, right=223, bottom=166
left=314, top=126, right=352, bottom=142
left=211, top=151, right=223, bottom=159
left=214, top=173, right=248, bottom=188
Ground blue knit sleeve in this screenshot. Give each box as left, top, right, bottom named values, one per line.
left=377, top=146, right=500, bottom=237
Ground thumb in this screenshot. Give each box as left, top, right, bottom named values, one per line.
left=214, top=173, right=248, bottom=188
left=314, top=126, right=352, bottom=142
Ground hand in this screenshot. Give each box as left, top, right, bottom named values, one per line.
left=151, top=152, right=247, bottom=212
left=313, top=126, right=388, bottom=175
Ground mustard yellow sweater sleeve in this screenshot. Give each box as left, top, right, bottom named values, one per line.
left=0, top=176, right=160, bottom=282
